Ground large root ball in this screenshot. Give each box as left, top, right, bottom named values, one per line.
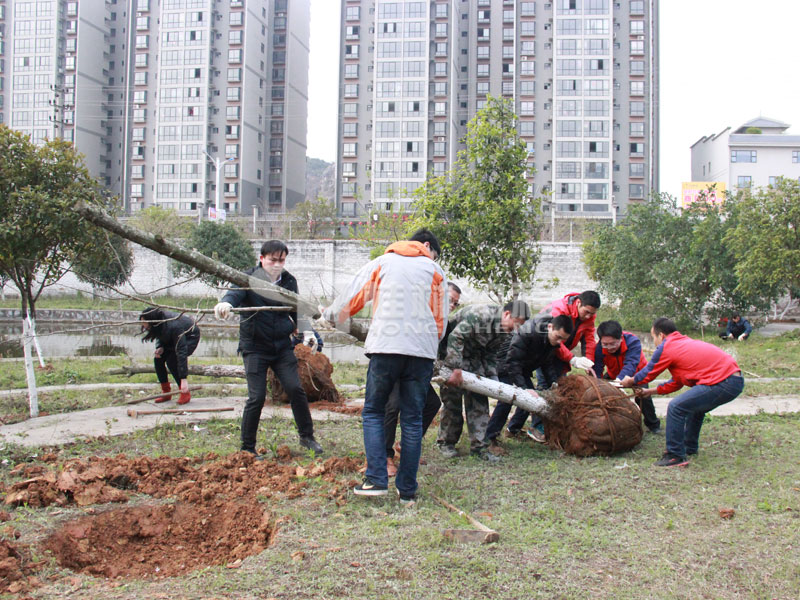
left=543, top=375, right=643, bottom=456
left=268, top=344, right=341, bottom=404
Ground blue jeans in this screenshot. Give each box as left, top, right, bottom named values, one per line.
left=665, top=374, right=744, bottom=458
left=363, top=353, right=434, bottom=498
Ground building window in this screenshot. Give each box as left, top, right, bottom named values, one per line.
left=629, top=163, right=644, bottom=177
left=629, top=184, right=645, bottom=199
left=344, top=64, right=359, bottom=78
left=630, top=143, right=644, bottom=158
left=793, top=150, right=800, bottom=163
left=630, top=20, right=645, bottom=35
left=345, top=44, right=359, bottom=58
left=630, top=81, right=645, bottom=96
left=630, top=122, right=645, bottom=137
left=345, top=6, right=360, bottom=20
left=343, top=143, right=357, bottom=157
left=343, top=123, right=358, bottom=137
left=731, top=150, right=757, bottom=163
left=630, top=40, right=644, bottom=55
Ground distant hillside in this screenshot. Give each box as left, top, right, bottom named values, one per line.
left=305, top=157, right=335, bottom=203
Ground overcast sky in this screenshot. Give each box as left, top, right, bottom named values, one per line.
left=307, top=0, right=800, bottom=198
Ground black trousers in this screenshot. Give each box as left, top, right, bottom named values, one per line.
left=636, top=394, right=661, bottom=431
left=153, top=337, right=199, bottom=385
left=241, top=347, right=314, bottom=452
left=384, top=383, right=442, bottom=457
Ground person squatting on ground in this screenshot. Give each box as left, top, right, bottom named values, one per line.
left=321, top=229, right=449, bottom=504
left=139, top=307, right=201, bottom=405
left=620, top=317, right=745, bottom=467
left=485, top=313, right=574, bottom=446
left=593, top=320, right=661, bottom=433
left=383, top=282, right=462, bottom=477
left=214, top=240, right=323, bottom=457
left=720, top=313, right=752, bottom=341
left=436, top=301, right=530, bottom=462
left=506, top=290, right=600, bottom=437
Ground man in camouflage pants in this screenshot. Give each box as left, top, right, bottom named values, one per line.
left=437, top=300, right=530, bottom=462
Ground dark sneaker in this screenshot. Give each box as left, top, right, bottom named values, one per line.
left=686, top=449, right=698, bottom=456
left=438, top=444, right=458, bottom=459
left=399, top=495, right=417, bottom=507
left=504, top=428, right=523, bottom=439
left=299, top=436, right=324, bottom=456
left=654, top=453, right=689, bottom=467
left=488, top=439, right=508, bottom=456
left=471, top=450, right=501, bottom=463
left=648, top=427, right=663, bottom=435
left=353, top=478, right=389, bottom=496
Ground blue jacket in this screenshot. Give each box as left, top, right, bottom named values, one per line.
left=725, top=318, right=752, bottom=338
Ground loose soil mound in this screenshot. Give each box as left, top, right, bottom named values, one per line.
left=0, top=538, right=42, bottom=595
left=4, top=453, right=362, bottom=510
left=544, top=375, right=643, bottom=456
left=1, top=453, right=362, bottom=581
left=40, top=500, right=275, bottom=579
left=269, top=344, right=341, bottom=404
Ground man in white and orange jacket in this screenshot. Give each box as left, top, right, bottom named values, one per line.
left=321, top=229, right=449, bottom=503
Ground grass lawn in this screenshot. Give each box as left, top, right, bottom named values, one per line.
left=1, top=411, right=798, bottom=599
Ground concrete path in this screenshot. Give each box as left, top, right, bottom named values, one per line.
left=0, top=394, right=361, bottom=448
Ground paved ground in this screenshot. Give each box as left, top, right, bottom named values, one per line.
left=1, top=387, right=798, bottom=449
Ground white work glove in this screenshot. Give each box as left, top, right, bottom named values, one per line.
left=302, top=330, right=317, bottom=351
left=727, top=333, right=734, bottom=339
left=314, top=305, right=334, bottom=329
left=214, top=302, right=233, bottom=320
left=570, top=356, right=594, bottom=370
left=738, top=333, right=746, bottom=341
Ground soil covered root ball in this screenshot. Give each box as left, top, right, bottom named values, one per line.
left=543, top=374, right=643, bottom=456
left=268, top=344, right=341, bottom=404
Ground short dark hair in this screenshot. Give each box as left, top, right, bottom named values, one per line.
left=579, top=290, right=601, bottom=309
left=260, top=240, right=289, bottom=257
left=596, top=320, right=623, bottom=339
left=652, top=317, right=678, bottom=336
left=732, top=312, right=741, bottom=319
left=551, top=314, right=574, bottom=334
left=503, top=300, right=530, bottom=320
left=409, top=228, right=441, bottom=258
left=448, top=282, right=462, bottom=295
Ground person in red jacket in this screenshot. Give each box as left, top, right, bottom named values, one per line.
left=621, top=317, right=744, bottom=467
left=593, top=320, right=660, bottom=433
left=542, top=290, right=601, bottom=370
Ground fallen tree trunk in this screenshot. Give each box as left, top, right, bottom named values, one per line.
left=75, top=202, right=369, bottom=342
left=433, top=365, right=553, bottom=416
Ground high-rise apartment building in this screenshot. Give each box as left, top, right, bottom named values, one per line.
left=0, top=0, right=309, bottom=216
left=335, top=0, right=658, bottom=220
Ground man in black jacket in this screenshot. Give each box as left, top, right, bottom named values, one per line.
left=214, top=240, right=323, bottom=456
left=485, top=314, right=573, bottom=445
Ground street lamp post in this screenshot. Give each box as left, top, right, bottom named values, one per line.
left=202, top=149, right=233, bottom=218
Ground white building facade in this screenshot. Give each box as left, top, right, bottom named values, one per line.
left=335, top=0, right=659, bottom=220
left=0, top=0, right=309, bottom=216
left=690, top=117, right=800, bottom=192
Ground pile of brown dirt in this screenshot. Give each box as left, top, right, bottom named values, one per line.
left=543, top=375, right=643, bottom=456
left=2, top=453, right=361, bottom=581
left=269, top=344, right=342, bottom=404
left=4, top=453, right=362, bottom=510
left=40, top=499, right=276, bottom=579
left=0, top=538, right=42, bottom=595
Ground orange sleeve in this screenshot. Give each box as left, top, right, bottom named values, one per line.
left=337, top=265, right=381, bottom=323
left=429, top=271, right=445, bottom=338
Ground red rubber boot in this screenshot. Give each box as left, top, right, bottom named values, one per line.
left=177, top=389, right=191, bottom=405
left=155, top=382, right=171, bottom=403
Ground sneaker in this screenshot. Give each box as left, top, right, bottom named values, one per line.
left=686, top=449, right=698, bottom=456
left=438, top=444, right=458, bottom=459
left=471, top=450, right=501, bottom=463
left=399, top=495, right=417, bottom=507
left=488, top=439, right=508, bottom=456
left=353, top=478, right=389, bottom=496
left=299, top=436, right=324, bottom=456
left=654, top=453, right=689, bottom=467
left=526, top=427, right=546, bottom=443
left=504, top=428, right=523, bottom=439
left=648, top=426, right=663, bottom=435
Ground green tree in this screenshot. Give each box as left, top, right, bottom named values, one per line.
left=291, top=196, right=337, bottom=239
left=130, top=204, right=193, bottom=238
left=0, top=126, right=118, bottom=317
left=73, top=231, right=134, bottom=293
left=174, top=220, right=255, bottom=286
left=410, top=96, right=542, bottom=300
left=583, top=193, right=768, bottom=329
left=725, top=177, right=800, bottom=316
